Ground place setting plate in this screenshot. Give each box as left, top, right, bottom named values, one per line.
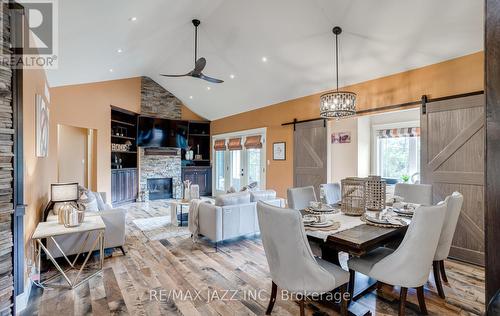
left=305, top=202, right=340, bottom=214
left=362, top=212, right=409, bottom=228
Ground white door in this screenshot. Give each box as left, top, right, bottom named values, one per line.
left=213, top=130, right=266, bottom=195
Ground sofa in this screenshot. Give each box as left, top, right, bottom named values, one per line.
left=197, top=190, right=285, bottom=243
left=45, top=192, right=127, bottom=258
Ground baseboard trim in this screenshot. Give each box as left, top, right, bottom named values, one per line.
left=15, top=281, right=32, bottom=314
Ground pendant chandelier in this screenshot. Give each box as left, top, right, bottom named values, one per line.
left=320, top=26, right=356, bottom=119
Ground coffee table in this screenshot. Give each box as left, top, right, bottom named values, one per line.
left=170, top=200, right=190, bottom=226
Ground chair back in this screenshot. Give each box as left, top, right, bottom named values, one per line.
left=394, top=183, right=432, bottom=205
left=320, top=183, right=341, bottom=204
left=256, top=201, right=337, bottom=293
left=370, top=202, right=447, bottom=288
left=287, top=186, right=316, bottom=210
left=434, top=192, right=464, bottom=260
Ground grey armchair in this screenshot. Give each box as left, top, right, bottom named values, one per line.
left=287, top=186, right=316, bottom=210
left=257, top=201, right=349, bottom=315
left=347, top=202, right=447, bottom=316
left=394, top=183, right=433, bottom=205
left=432, top=192, right=464, bottom=298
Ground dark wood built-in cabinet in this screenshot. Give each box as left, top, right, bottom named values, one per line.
left=111, top=168, right=138, bottom=205
left=111, top=106, right=138, bottom=205
left=182, top=166, right=212, bottom=196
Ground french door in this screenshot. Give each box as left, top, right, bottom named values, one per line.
left=213, top=129, right=266, bottom=195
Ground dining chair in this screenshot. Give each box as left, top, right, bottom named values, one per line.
left=320, top=183, right=341, bottom=204
left=394, top=183, right=433, bottom=205
left=257, top=201, right=349, bottom=316
left=432, top=192, right=464, bottom=298
left=347, top=202, right=447, bottom=316
left=287, top=186, right=316, bottom=210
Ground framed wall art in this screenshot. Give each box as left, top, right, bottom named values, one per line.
left=273, top=142, right=286, bottom=160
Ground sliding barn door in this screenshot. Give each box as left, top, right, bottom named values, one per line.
left=293, top=120, right=327, bottom=199
left=421, top=94, right=485, bottom=265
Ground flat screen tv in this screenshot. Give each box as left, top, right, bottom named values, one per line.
left=137, top=116, right=189, bottom=148
left=137, top=116, right=170, bottom=147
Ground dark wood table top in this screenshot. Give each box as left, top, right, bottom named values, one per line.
left=306, top=216, right=409, bottom=257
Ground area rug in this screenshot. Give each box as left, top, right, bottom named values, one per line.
left=132, top=216, right=190, bottom=240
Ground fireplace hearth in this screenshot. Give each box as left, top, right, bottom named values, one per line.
left=147, top=177, right=173, bottom=200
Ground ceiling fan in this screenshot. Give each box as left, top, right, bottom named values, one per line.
left=160, top=19, right=224, bottom=84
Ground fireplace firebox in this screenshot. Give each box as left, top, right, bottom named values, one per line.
left=147, top=178, right=173, bottom=200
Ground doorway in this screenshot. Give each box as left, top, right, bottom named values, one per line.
left=213, top=128, right=266, bottom=195
left=57, top=124, right=97, bottom=190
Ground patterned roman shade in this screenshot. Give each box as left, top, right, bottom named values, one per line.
left=376, top=127, right=420, bottom=138
left=214, top=139, right=226, bottom=151
left=227, top=138, right=242, bottom=150
left=244, top=135, right=263, bottom=149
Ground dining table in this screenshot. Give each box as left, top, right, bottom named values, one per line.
left=302, top=208, right=411, bottom=316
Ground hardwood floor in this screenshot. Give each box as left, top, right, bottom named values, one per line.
left=22, top=200, right=485, bottom=315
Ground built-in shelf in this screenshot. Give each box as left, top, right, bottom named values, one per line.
left=111, top=106, right=139, bottom=205
left=112, top=119, right=136, bottom=127
left=112, top=135, right=135, bottom=140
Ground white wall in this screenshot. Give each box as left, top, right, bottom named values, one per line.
left=329, top=117, right=358, bottom=183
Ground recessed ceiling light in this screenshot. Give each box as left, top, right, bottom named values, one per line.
left=261, top=56, right=268, bottom=62
left=189, top=96, right=193, bottom=99
left=129, top=17, right=137, bottom=22
left=206, top=86, right=211, bottom=91
left=109, top=68, right=114, bottom=72
left=230, top=74, right=235, bottom=79
left=117, top=48, right=123, bottom=53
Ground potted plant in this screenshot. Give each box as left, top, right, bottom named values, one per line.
left=401, top=174, right=410, bottom=183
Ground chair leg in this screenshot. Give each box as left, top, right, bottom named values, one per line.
left=118, top=246, right=126, bottom=256
left=416, top=286, right=428, bottom=315
left=265, top=282, right=277, bottom=315
left=398, top=287, right=407, bottom=316
left=348, top=269, right=355, bottom=304
left=432, top=260, right=446, bottom=299
left=439, top=260, right=448, bottom=283
left=299, top=298, right=305, bottom=316
left=340, top=284, right=348, bottom=316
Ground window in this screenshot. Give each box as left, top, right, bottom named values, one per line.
left=230, top=150, right=241, bottom=190
left=215, top=151, right=225, bottom=191
left=212, top=129, right=266, bottom=194
left=247, top=148, right=261, bottom=188
left=376, top=127, right=420, bottom=181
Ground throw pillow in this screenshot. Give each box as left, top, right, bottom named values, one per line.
left=93, top=192, right=106, bottom=211
left=78, top=189, right=99, bottom=212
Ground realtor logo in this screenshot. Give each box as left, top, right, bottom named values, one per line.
left=9, top=0, right=59, bottom=69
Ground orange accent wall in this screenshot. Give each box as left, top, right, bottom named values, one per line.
left=23, top=67, right=52, bottom=279
left=211, top=52, right=484, bottom=198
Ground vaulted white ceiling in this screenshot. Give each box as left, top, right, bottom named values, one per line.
left=46, top=0, right=483, bottom=120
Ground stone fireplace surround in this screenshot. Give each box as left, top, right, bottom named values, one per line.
left=138, top=77, right=183, bottom=200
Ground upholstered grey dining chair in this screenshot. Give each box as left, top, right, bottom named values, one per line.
left=257, top=201, right=349, bottom=316
left=287, top=186, right=316, bottom=210
left=394, top=183, right=433, bottom=205
left=347, top=202, right=447, bottom=316
left=432, top=192, right=464, bottom=299
left=320, top=183, right=341, bottom=204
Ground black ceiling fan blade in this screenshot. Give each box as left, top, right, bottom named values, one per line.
left=200, top=73, right=224, bottom=83
left=160, top=72, right=192, bottom=77
left=193, top=57, right=206, bottom=75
